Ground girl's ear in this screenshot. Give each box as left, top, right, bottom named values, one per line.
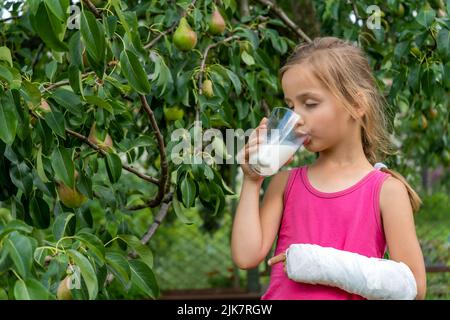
left=354, top=92, right=368, bottom=119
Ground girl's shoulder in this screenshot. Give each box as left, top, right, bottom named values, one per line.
left=266, top=167, right=298, bottom=198
left=268, top=166, right=305, bottom=201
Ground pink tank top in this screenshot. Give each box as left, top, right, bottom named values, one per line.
left=261, top=165, right=392, bottom=300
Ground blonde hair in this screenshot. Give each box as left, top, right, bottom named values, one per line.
left=279, top=37, right=422, bottom=213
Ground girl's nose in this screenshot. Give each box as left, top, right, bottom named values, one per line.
left=296, top=114, right=305, bottom=126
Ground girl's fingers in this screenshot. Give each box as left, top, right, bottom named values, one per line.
left=267, top=252, right=286, bottom=266
left=250, top=126, right=267, bottom=143
left=245, top=145, right=259, bottom=162
left=247, top=136, right=266, bottom=148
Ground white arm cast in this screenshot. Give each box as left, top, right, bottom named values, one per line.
left=285, top=243, right=417, bottom=300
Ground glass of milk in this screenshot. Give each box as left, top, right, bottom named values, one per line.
left=248, top=107, right=308, bottom=176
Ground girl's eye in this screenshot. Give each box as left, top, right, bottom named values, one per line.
left=305, top=102, right=318, bottom=108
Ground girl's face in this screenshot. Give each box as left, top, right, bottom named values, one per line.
left=281, top=63, right=358, bottom=153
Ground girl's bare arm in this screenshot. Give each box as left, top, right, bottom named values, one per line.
left=231, top=171, right=289, bottom=269
left=380, top=177, right=427, bottom=299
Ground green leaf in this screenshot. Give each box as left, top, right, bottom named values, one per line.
left=5, top=232, right=33, bottom=279
left=0, top=46, right=12, bottom=67
left=43, top=109, right=66, bottom=138
left=0, top=90, right=18, bottom=145
left=120, top=50, right=151, bottom=94
left=180, top=172, right=196, bottom=208
left=225, top=68, right=241, bottom=95
left=52, top=212, right=75, bottom=241
left=29, top=196, right=51, bottom=229
left=74, top=231, right=105, bottom=265
left=9, top=162, right=33, bottom=195
left=172, top=192, right=194, bottom=225
left=437, top=28, right=450, bottom=60
left=20, top=81, right=41, bottom=108
left=66, top=249, right=98, bottom=300
left=235, top=27, right=259, bottom=49
left=36, top=146, right=50, bottom=183
left=68, top=64, right=83, bottom=96
left=203, top=165, right=214, bottom=181
left=105, top=152, right=122, bottom=184
left=119, top=234, right=153, bottom=268
left=0, top=220, right=33, bottom=242
left=408, top=64, right=421, bottom=91
left=105, top=250, right=130, bottom=288
left=416, top=9, right=436, bottom=28
left=84, top=95, right=113, bottom=113
left=45, top=60, right=58, bottom=82
left=29, top=3, right=67, bottom=52
left=77, top=171, right=93, bottom=198
left=51, top=88, right=82, bottom=114
left=51, top=147, right=74, bottom=188
left=152, top=54, right=173, bottom=97
left=111, top=0, right=131, bottom=36
left=69, top=31, right=83, bottom=70
left=80, top=10, right=105, bottom=64
left=0, top=65, right=13, bottom=84
left=241, top=50, right=255, bottom=66
left=14, top=278, right=51, bottom=300
left=105, top=16, right=118, bottom=38
left=129, top=260, right=159, bottom=299
left=44, top=0, right=68, bottom=22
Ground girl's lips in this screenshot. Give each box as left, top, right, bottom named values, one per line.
left=304, top=136, right=311, bottom=145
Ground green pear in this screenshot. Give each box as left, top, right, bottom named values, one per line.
left=163, top=105, right=185, bottom=122
left=56, top=276, right=73, bottom=300
left=208, top=9, right=226, bottom=35
left=38, top=99, right=52, bottom=114
left=173, top=17, right=197, bottom=51
left=88, top=123, right=113, bottom=152
left=202, top=79, right=214, bottom=98
left=57, top=171, right=88, bottom=209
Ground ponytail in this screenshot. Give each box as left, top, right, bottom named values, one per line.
left=379, top=167, right=422, bottom=214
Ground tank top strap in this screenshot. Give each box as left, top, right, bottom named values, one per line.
left=283, top=167, right=301, bottom=205
left=371, top=169, right=393, bottom=236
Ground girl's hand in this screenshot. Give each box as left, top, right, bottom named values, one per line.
left=268, top=252, right=287, bottom=274
left=236, top=117, right=269, bottom=183
left=236, top=118, right=295, bottom=183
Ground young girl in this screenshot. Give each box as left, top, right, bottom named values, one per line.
left=231, top=37, right=427, bottom=300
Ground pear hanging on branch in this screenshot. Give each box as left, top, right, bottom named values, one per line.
left=87, top=122, right=114, bottom=152
left=57, top=170, right=88, bottom=209
left=202, top=79, right=214, bottom=98
left=173, top=17, right=197, bottom=51
left=56, top=276, right=73, bottom=300
left=208, top=8, right=226, bottom=35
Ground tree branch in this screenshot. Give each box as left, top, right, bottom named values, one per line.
left=144, top=24, right=177, bottom=50
left=131, top=95, right=169, bottom=209
left=65, top=128, right=159, bottom=185
left=43, top=72, right=95, bottom=91
left=107, top=192, right=174, bottom=286
left=351, top=0, right=361, bottom=21
left=254, top=0, right=312, bottom=43
left=240, top=0, right=250, bottom=17
left=31, top=43, right=44, bottom=71
left=0, top=16, right=20, bottom=23
left=261, top=99, right=270, bottom=117
left=140, top=192, right=173, bottom=244
left=82, top=0, right=101, bottom=18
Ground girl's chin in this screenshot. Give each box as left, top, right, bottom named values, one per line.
left=303, top=139, right=314, bottom=151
